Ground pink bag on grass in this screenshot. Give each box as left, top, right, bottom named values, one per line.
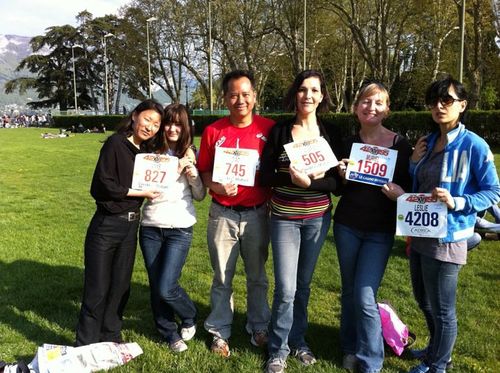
left=378, top=302, right=415, bottom=356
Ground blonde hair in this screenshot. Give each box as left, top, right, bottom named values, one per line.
left=352, top=82, right=390, bottom=116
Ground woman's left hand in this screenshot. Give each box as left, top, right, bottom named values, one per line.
left=184, top=162, right=199, bottom=180
left=433, top=187, right=455, bottom=209
left=381, top=182, right=405, bottom=201
left=290, top=165, right=311, bottom=188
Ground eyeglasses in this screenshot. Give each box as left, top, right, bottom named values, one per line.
left=426, top=96, right=463, bottom=109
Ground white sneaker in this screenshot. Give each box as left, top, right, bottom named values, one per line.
left=180, top=325, right=196, bottom=341
left=266, top=357, right=287, bottom=373
left=169, top=339, right=188, bottom=352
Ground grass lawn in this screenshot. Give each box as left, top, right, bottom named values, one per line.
left=0, top=128, right=498, bottom=372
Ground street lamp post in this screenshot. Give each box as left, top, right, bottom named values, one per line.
left=71, top=45, right=82, bottom=114
left=208, top=0, right=213, bottom=113
left=103, top=33, right=114, bottom=114
left=303, top=0, right=307, bottom=70
left=458, top=0, right=465, bottom=82
left=146, top=17, right=158, bottom=98
left=185, top=83, right=189, bottom=107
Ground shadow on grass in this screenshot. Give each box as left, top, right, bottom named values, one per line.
left=475, top=271, right=500, bottom=281
left=0, top=259, right=187, bottom=359
left=0, top=259, right=83, bottom=348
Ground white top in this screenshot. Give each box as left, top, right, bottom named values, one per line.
left=141, top=154, right=206, bottom=228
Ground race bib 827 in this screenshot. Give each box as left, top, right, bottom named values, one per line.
left=132, top=154, right=179, bottom=191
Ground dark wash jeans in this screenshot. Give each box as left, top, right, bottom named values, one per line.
left=139, top=226, right=197, bottom=344
left=76, top=210, right=139, bottom=346
left=410, top=249, right=461, bottom=373
left=333, top=223, right=394, bottom=373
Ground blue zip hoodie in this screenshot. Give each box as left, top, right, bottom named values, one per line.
left=410, top=123, right=500, bottom=243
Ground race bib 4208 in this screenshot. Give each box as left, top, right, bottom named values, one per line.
left=396, top=193, right=447, bottom=238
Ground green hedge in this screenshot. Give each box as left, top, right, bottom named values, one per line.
left=52, top=115, right=125, bottom=132
left=52, top=110, right=500, bottom=145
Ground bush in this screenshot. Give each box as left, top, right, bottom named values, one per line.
left=52, top=111, right=500, bottom=145
left=52, top=115, right=125, bottom=132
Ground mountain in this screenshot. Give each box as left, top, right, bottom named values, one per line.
left=0, top=34, right=173, bottom=115
left=0, top=34, right=36, bottom=111
left=0, top=34, right=32, bottom=82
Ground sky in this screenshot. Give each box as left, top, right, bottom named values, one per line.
left=0, top=0, right=132, bottom=37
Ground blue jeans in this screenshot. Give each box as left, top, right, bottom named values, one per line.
left=410, top=249, right=461, bottom=373
left=334, top=223, right=394, bottom=373
left=268, top=212, right=331, bottom=359
left=139, top=226, right=197, bottom=344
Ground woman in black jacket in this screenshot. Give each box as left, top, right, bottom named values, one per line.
left=75, top=99, right=164, bottom=346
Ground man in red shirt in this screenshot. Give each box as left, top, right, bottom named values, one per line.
left=198, top=70, right=274, bottom=357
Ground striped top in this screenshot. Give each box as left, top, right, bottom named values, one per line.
left=270, top=149, right=332, bottom=219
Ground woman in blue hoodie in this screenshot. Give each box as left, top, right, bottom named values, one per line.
left=407, top=77, right=500, bottom=373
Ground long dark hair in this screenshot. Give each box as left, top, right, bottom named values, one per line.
left=117, top=99, right=164, bottom=151
left=158, top=103, right=193, bottom=157
left=283, top=69, right=331, bottom=113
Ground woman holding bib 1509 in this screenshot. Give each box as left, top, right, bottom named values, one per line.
left=334, top=81, right=412, bottom=372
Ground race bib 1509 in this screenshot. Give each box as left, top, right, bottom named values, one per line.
left=346, top=143, right=397, bottom=186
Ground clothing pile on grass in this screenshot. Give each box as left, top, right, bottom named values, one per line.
left=0, top=342, right=142, bottom=373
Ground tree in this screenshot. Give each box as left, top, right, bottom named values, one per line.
left=5, top=25, right=95, bottom=111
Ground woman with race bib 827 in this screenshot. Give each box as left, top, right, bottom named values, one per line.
left=334, top=80, right=412, bottom=373
left=76, top=99, right=164, bottom=346
left=406, top=77, right=500, bottom=373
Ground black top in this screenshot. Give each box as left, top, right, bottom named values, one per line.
left=333, top=133, right=412, bottom=233
left=259, top=117, right=343, bottom=192
left=90, top=133, right=144, bottom=214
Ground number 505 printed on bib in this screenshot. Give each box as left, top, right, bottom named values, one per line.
left=284, top=137, right=338, bottom=175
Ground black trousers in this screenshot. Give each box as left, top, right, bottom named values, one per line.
left=75, top=210, right=139, bottom=346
